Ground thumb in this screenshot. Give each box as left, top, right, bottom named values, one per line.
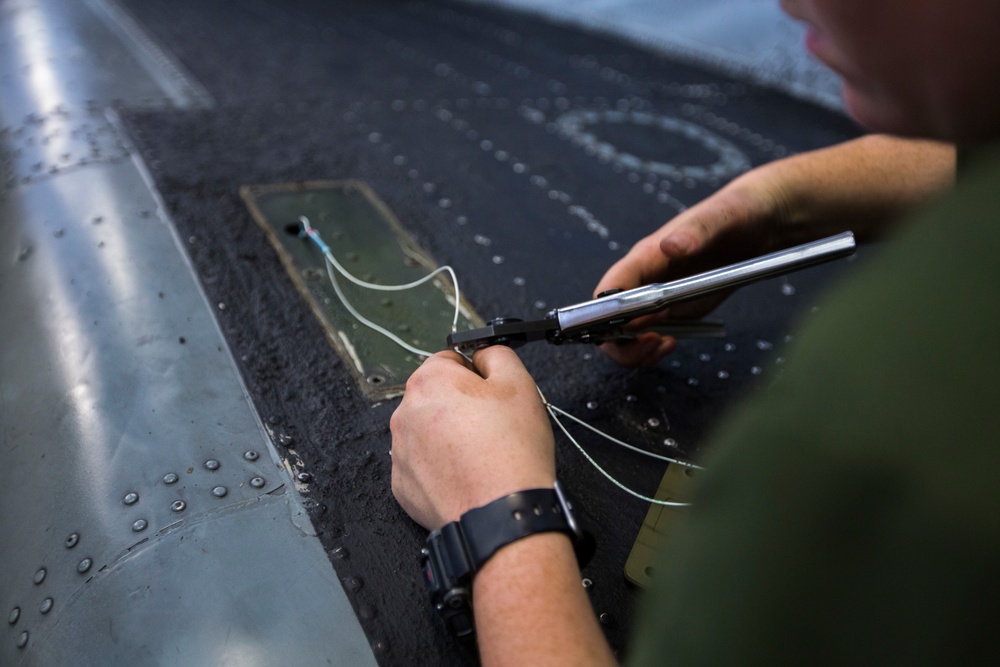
left=471, top=345, right=531, bottom=384
left=659, top=187, right=755, bottom=259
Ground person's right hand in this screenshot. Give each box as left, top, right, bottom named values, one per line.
left=595, top=135, right=955, bottom=368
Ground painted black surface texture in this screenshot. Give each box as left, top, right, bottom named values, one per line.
left=118, top=0, right=861, bottom=663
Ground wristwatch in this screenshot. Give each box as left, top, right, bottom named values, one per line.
left=420, top=481, right=595, bottom=638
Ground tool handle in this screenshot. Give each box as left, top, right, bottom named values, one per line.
left=556, top=231, right=856, bottom=335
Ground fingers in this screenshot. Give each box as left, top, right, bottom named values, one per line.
left=594, top=234, right=671, bottom=297
left=658, top=186, right=755, bottom=260
left=600, top=333, right=676, bottom=368
left=471, top=344, right=524, bottom=379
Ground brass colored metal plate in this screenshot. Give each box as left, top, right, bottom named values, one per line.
left=241, top=180, right=483, bottom=400
left=624, top=462, right=699, bottom=588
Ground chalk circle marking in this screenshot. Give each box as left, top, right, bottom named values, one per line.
left=554, top=109, right=750, bottom=181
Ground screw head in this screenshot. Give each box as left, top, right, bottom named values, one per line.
left=65, top=533, right=79, bottom=549
left=132, top=519, right=148, bottom=532
left=250, top=476, right=265, bottom=488
left=40, top=598, right=53, bottom=615
left=77, top=558, right=92, bottom=574
left=204, top=459, right=220, bottom=471
left=123, top=492, right=139, bottom=506
left=33, top=568, right=46, bottom=585
left=8, top=607, right=20, bottom=625
left=243, top=451, right=259, bottom=461
left=171, top=500, right=186, bottom=512
left=163, top=472, right=179, bottom=484
left=212, top=486, right=228, bottom=498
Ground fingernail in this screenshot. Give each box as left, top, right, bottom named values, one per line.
left=661, top=234, right=692, bottom=256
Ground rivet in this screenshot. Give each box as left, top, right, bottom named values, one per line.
left=132, top=519, right=148, bottom=532
left=16, top=631, right=28, bottom=649
left=581, top=578, right=593, bottom=590
left=171, top=500, right=186, bottom=512
left=65, top=533, right=79, bottom=549
left=586, top=401, right=598, bottom=410
left=77, top=558, right=92, bottom=574
left=212, top=486, right=228, bottom=498
left=8, top=607, right=20, bottom=624
left=664, top=438, right=678, bottom=448
left=163, top=472, right=179, bottom=484
left=250, top=476, right=265, bottom=488
left=332, top=546, right=348, bottom=560
left=296, top=472, right=312, bottom=484
left=40, top=598, right=53, bottom=614
left=646, top=418, right=660, bottom=428
left=123, top=492, right=139, bottom=506
left=343, top=576, right=363, bottom=592
left=724, top=342, right=737, bottom=352
left=277, top=433, right=294, bottom=447
left=599, top=612, right=615, bottom=627
left=699, top=353, right=711, bottom=362
left=717, top=370, right=730, bottom=379
left=204, top=459, right=220, bottom=471
left=244, top=451, right=259, bottom=461
left=751, top=366, right=763, bottom=376
left=625, top=394, right=638, bottom=403
left=33, top=568, right=46, bottom=585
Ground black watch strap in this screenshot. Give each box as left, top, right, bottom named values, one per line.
left=421, top=482, right=595, bottom=637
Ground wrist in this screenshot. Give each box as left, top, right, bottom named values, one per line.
left=420, top=482, right=595, bottom=638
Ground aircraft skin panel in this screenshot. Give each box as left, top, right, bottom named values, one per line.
left=0, top=0, right=376, bottom=664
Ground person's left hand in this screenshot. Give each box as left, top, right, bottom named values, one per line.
left=390, top=346, right=557, bottom=530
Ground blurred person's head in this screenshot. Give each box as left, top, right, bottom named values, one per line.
left=781, top=0, right=1000, bottom=142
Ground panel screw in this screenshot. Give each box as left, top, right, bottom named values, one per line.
left=132, top=519, right=148, bottom=532
left=16, top=631, right=28, bottom=649
left=250, top=477, right=265, bottom=488
left=204, top=459, right=220, bottom=471
left=40, top=598, right=53, bottom=615
left=77, top=558, right=92, bottom=574
left=212, top=486, right=228, bottom=498
left=171, top=500, right=186, bottom=512
left=33, top=568, right=46, bottom=585
left=243, top=451, right=259, bottom=461
left=65, top=533, right=79, bottom=549
left=123, top=492, right=139, bottom=506
left=8, top=607, right=20, bottom=625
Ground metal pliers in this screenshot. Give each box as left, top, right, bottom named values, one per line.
left=447, top=232, right=856, bottom=353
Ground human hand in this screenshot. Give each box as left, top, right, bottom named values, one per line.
left=595, top=173, right=787, bottom=367
left=595, top=135, right=956, bottom=368
left=390, top=346, right=556, bottom=531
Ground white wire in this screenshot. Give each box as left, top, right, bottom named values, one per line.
left=299, top=216, right=460, bottom=357
left=535, top=386, right=693, bottom=507
left=545, top=403, right=704, bottom=471
left=300, top=214, right=697, bottom=506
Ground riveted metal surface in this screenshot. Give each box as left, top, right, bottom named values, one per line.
left=0, top=1, right=374, bottom=664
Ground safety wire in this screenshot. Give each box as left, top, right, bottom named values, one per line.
left=300, top=214, right=699, bottom=506
left=298, top=215, right=460, bottom=356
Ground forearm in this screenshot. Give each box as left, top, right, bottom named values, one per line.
left=765, top=134, right=955, bottom=243
left=474, top=533, right=618, bottom=667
